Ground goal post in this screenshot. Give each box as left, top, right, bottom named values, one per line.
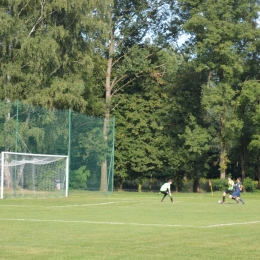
left=0, top=152, right=69, bottom=199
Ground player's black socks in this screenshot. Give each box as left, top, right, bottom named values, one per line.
left=222, top=196, right=225, bottom=202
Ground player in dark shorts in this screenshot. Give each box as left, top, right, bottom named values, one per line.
left=160, top=179, right=173, bottom=202
left=221, top=176, right=234, bottom=204
left=232, top=177, right=245, bottom=204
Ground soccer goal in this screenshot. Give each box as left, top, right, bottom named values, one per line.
left=0, top=152, right=69, bottom=199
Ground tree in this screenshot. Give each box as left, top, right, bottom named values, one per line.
left=0, top=0, right=110, bottom=111
left=0, top=1, right=115, bottom=190
left=164, top=56, right=211, bottom=191
left=239, top=80, right=260, bottom=188
left=96, top=0, right=175, bottom=191
left=113, top=47, right=179, bottom=191
left=178, top=0, right=260, bottom=178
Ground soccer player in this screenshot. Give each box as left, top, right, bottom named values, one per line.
left=232, top=177, right=245, bottom=204
left=160, top=179, right=173, bottom=202
left=221, top=176, right=234, bottom=204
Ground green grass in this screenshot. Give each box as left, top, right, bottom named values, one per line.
left=0, top=191, right=259, bottom=260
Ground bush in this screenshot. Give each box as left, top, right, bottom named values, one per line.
left=243, top=177, right=257, bottom=192
left=181, top=178, right=211, bottom=193
left=182, top=180, right=193, bottom=192
left=178, top=178, right=226, bottom=193
left=211, top=178, right=227, bottom=191
left=199, top=178, right=209, bottom=192
left=70, top=166, right=90, bottom=190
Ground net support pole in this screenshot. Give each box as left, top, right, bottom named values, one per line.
left=14, top=100, right=19, bottom=197
left=111, top=117, right=115, bottom=193
left=15, top=100, right=19, bottom=153
left=65, top=156, right=69, bottom=197
left=1, top=152, right=4, bottom=199
left=66, top=108, right=71, bottom=197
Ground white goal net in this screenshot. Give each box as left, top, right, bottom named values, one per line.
left=0, top=152, right=69, bottom=199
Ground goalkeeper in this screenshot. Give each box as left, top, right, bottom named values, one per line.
left=160, top=179, right=173, bottom=202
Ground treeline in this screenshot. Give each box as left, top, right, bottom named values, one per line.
left=1, top=0, right=260, bottom=192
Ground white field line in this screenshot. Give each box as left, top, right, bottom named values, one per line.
left=137, top=201, right=182, bottom=204
left=0, top=200, right=181, bottom=208
left=0, top=201, right=127, bottom=208
left=50, top=202, right=118, bottom=208
left=201, top=220, right=260, bottom=228
left=0, top=218, right=183, bottom=227
left=0, top=218, right=259, bottom=228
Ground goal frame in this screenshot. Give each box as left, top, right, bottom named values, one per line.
left=0, top=151, right=69, bottom=199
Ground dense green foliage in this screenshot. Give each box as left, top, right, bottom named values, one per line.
left=1, top=0, right=260, bottom=191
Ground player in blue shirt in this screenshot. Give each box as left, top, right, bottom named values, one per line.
left=232, top=177, right=245, bottom=204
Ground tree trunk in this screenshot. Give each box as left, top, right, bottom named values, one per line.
left=4, top=104, right=12, bottom=189
left=240, top=149, right=245, bottom=182
left=4, top=157, right=12, bottom=189
left=100, top=21, right=114, bottom=192
left=193, top=179, right=200, bottom=193
left=220, top=106, right=227, bottom=179
left=220, top=142, right=226, bottom=179
left=16, top=109, right=31, bottom=186
left=149, top=174, right=153, bottom=191
left=175, top=174, right=179, bottom=192
left=3, top=41, right=13, bottom=190
left=100, top=160, right=107, bottom=191
left=100, top=114, right=109, bottom=191
left=138, top=183, right=142, bottom=192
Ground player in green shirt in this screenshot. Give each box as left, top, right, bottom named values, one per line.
left=221, top=176, right=234, bottom=204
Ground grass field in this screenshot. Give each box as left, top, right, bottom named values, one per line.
left=0, top=191, right=259, bottom=260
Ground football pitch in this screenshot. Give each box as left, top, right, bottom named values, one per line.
left=0, top=191, right=259, bottom=260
